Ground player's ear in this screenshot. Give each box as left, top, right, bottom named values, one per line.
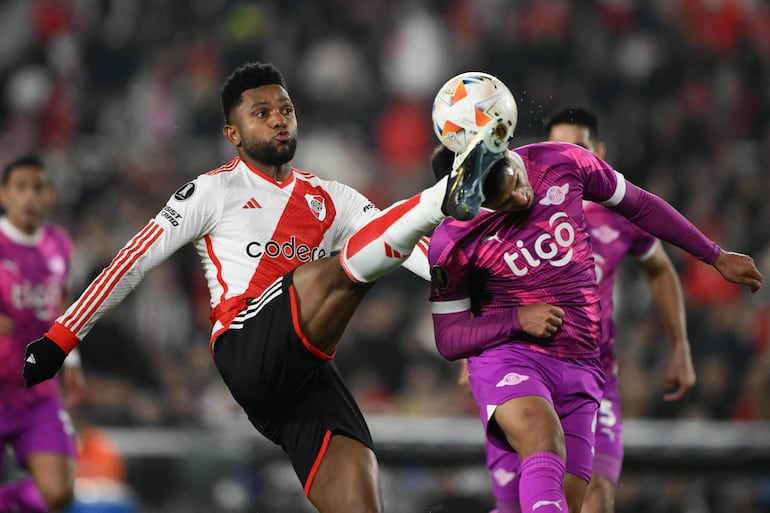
left=482, top=157, right=513, bottom=204
left=223, top=124, right=240, bottom=147
left=45, top=188, right=57, bottom=211
left=595, top=141, right=607, bottom=160
left=430, top=144, right=454, bottom=181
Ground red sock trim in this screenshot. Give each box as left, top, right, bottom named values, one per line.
left=304, top=430, right=333, bottom=496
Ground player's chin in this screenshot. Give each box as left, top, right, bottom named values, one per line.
left=485, top=190, right=532, bottom=212
left=483, top=197, right=521, bottom=212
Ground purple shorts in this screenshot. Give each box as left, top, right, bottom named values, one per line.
left=0, top=395, right=76, bottom=468
left=468, top=344, right=604, bottom=483
left=593, top=362, right=623, bottom=483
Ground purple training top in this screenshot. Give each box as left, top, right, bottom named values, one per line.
left=0, top=217, right=72, bottom=408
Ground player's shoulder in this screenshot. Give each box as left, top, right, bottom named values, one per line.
left=293, top=166, right=372, bottom=206
left=430, top=218, right=475, bottom=252
left=203, top=157, right=242, bottom=178
left=291, top=166, right=319, bottom=182
left=292, top=166, right=346, bottom=191
left=43, top=224, right=71, bottom=242
left=42, top=224, right=73, bottom=252
left=198, top=157, right=243, bottom=185
left=169, top=157, right=242, bottom=203
left=514, top=141, right=593, bottom=165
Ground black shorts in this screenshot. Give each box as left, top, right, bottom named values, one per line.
left=212, top=272, right=373, bottom=492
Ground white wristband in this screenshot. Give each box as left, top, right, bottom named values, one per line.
left=63, top=347, right=81, bottom=367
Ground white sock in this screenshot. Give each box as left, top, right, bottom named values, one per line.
left=340, top=177, right=448, bottom=282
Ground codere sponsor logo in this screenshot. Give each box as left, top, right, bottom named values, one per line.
left=246, top=236, right=327, bottom=263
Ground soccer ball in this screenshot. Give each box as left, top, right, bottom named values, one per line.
left=432, top=72, right=518, bottom=153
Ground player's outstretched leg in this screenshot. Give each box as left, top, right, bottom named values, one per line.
left=442, top=118, right=510, bottom=220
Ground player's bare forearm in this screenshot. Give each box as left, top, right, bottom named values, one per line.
left=663, top=343, right=696, bottom=401
left=643, top=246, right=688, bottom=351
left=0, top=313, right=13, bottom=336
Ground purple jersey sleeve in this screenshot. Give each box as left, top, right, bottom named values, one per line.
left=607, top=181, right=720, bottom=264
left=428, top=225, right=523, bottom=360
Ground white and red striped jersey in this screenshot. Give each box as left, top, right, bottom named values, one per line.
left=49, top=157, right=429, bottom=352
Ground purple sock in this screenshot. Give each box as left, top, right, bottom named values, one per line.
left=494, top=498, right=522, bottom=513
left=0, top=478, right=48, bottom=512
left=518, top=452, right=566, bottom=512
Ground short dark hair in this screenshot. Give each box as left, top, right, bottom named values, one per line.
left=2, top=154, right=45, bottom=185
left=544, top=106, right=600, bottom=142
left=220, top=62, right=288, bottom=124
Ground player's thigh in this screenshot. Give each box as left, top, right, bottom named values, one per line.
left=11, top=397, right=76, bottom=471
left=493, top=395, right=565, bottom=460
left=248, top=359, right=375, bottom=498
left=27, top=452, right=75, bottom=504
left=307, top=434, right=382, bottom=513
left=292, top=257, right=374, bottom=351
left=14, top=398, right=77, bottom=506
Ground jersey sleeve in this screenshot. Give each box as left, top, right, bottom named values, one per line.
left=570, top=147, right=625, bottom=205
left=630, top=226, right=658, bottom=261
left=325, top=181, right=380, bottom=246
left=428, top=225, right=518, bottom=360
left=604, top=180, right=719, bottom=264
left=46, top=175, right=221, bottom=352
left=428, top=226, right=473, bottom=307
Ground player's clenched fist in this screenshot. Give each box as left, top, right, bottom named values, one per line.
left=517, top=303, right=565, bottom=339
left=23, top=336, right=66, bottom=387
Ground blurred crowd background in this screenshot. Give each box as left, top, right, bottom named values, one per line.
left=1, top=0, right=769, bottom=511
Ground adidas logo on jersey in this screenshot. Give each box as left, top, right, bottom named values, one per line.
left=243, top=198, right=262, bottom=209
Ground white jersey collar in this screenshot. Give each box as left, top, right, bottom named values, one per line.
left=0, top=216, right=43, bottom=246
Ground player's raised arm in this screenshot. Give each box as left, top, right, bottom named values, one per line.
left=23, top=175, right=220, bottom=387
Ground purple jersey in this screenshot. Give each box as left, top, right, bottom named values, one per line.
left=585, top=202, right=657, bottom=365
left=0, top=217, right=72, bottom=408
left=430, top=142, right=623, bottom=359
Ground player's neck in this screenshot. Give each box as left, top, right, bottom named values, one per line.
left=261, top=165, right=291, bottom=182
left=0, top=216, right=43, bottom=245
left=240, top=156, right=291, bottom=182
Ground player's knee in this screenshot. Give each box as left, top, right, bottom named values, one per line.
left=495, top=498, right=522, bottom=513
left=310, top=479, right=382, bottom=513
left=308, top=436, right=383, bottom=513
left=582, top=474, right=615, bottom=513
left=39, top=482, right=75, bottom=510
left=499, top=417, right=565, bottom=460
